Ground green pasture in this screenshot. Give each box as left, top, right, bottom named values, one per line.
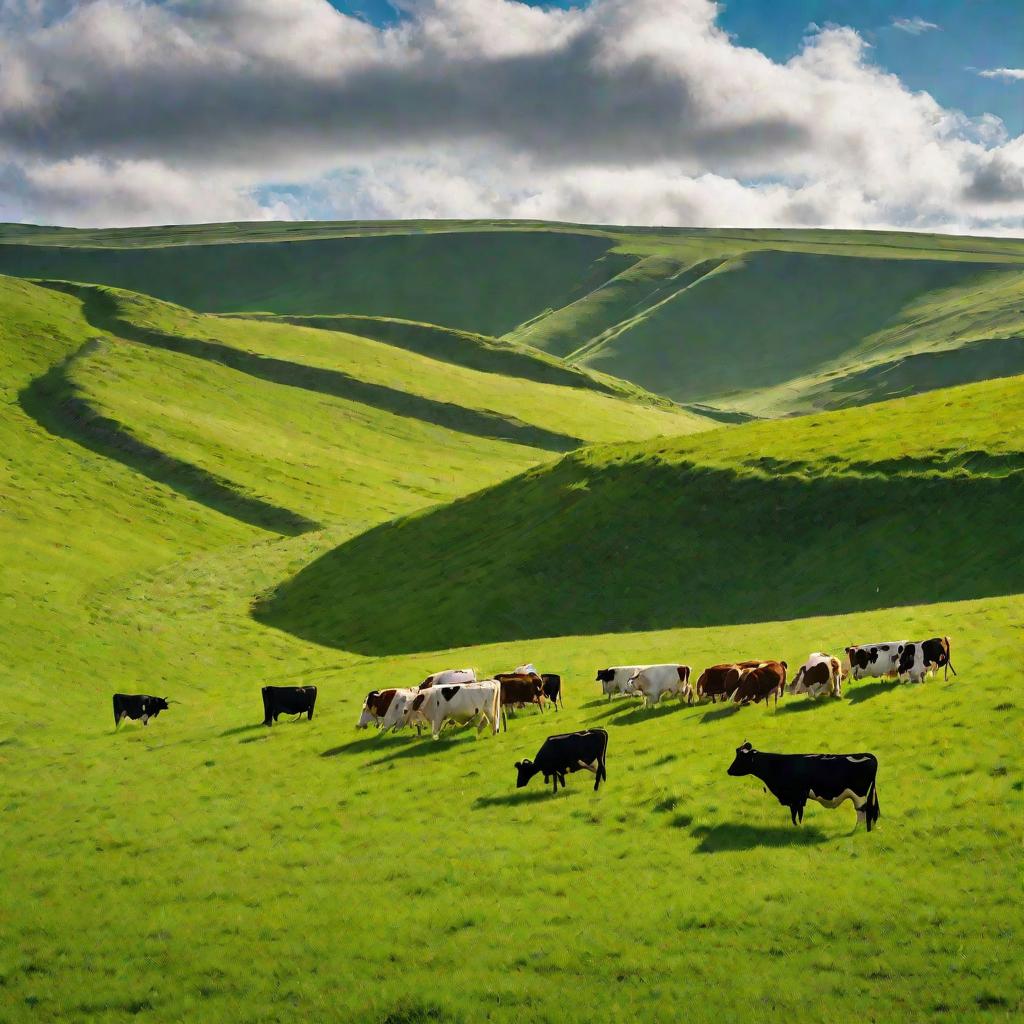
left=0, top=215, right=1021, bottom=1024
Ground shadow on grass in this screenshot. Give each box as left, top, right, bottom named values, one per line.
left=847, top=680, right=903, bottom=704
left=692, top=823, right=828, bottom=852
left=219, top=723, right=264, bottom=738
left=320, top=733, right=397, bottom=757
left=364, top=733, right=489, bottom=766
left=610, top=701, right=692, bottom=726
left=473, top=789, right=565, bottom=809
left=777, top=699, right=836, bottom=714
left=700, top=704, right=741, bottom=723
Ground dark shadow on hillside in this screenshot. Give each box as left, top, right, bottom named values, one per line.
left=18, top=339, right=317, bottom=536
left=43, top=283, right=583, bottom=454
left=252, top=448, right=1024, bottom=655
left=847, top=680, right=904, bottom=704
left=692, top=823, right=828, bottom=853
left=472, top=790, right=566, bottom=809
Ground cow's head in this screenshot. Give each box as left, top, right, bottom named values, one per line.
left=727, top=741, right=755, bottom=776
left=356, top=705, right=376, bottom=729
left=595, top=669, right=612, bottom=683
left=514, top=758, right=539, bottom=788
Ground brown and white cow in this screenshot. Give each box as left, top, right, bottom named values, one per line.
left=732, top=661, right=788, bottom=707
left=788, top=653, right=843, bottom=699
left=357, top=688, right=398, bottom=729
left=695, top=661, right=761, bottom=703
left=495, top=673, right=545, bottom=729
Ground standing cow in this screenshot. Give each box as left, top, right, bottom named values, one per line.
left=900, top=637, right=957, bottom=683
left=728, top=741, right=880, bottom=831
left=788, top=653, right=843, bottom=699
left=357, top=688, right=397, bottom=728
left=418, top=668, right=476, bottom=690
left=113, top=693, right=170, bottom=728
left=262, top=685, right=317, bottom=726
left=596, top=666, right=646, bottom=701
left=541, top=674, right=563, bottom=710
left=844, top=643, right=906, bottom=681
left=625, top=665, right=692, bottom=707
left=407, top=681, right=501, bottom=740
left=379, top=688, right=426, bottom=734
left=732, top=661, right=787, bottom=707
left=515, top=729, right=608, bottom=793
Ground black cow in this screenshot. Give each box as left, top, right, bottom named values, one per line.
left=262, top=685, right=317, bottom=726
left=113, top=693, right=170, bottom=728
left=515, top=729, right=608, bottom=793
left=541, top=673, right=563, bottom=710
left=727, top=741, right=880, bottom=831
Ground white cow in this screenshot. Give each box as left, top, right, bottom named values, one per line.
left=596, top=666, right=647, bottom=700
left=406, top=680, right=501, bottom=740
left=419, top=667, right=477, bottom=690
left=514, top=663, right=539, bottom=676
left=843, top=642, right=907, bottom=680
left=788, top=653, right=843, bottom=699
left=625, top=664, right=693, bottom=707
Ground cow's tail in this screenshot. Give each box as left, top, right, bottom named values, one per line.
left=596, top=730, right=609, bottom=791
left=112, top=696, right=121, bottom=728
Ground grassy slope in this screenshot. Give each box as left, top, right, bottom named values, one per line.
left=0, top=253, right=1021, bottom=1024
left=257, top=373, right=1024, bottom=654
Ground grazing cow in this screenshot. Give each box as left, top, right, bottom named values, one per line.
left=113, top=693, right=170, bottom=728
left=695, top=664, right=745, bottom=703
left=357, top=688, right=397, bottom=728
left=541, top=673, right=563, bottom=710
left=921, top=636, right=956, bottom=680
left=418, top=668, right=476, bottom=690
left=596, top=666, right=646, bottom=701
left=515, top=729, right=608, bottom=793
left=727, top=741, right=880, bottom=831
left=625, top=664, right=692, bottom=707
left=261, top=685, right=317, bottom=726
left=844, top=643, right=906, bottom=680
left=408, top=680, right=501, bottom=740
left=379, top=688, right=425, bottom=734
left=788, top=653, right=843, bottom=699
left=732, top=661, right=787, bottom=707
left=495, top=673, right=545, bottom=730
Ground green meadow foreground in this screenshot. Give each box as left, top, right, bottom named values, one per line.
left=0, top=223, right=1022, bottom=1024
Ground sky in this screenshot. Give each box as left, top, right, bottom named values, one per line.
left=1, top=0, right=1022, bottom=233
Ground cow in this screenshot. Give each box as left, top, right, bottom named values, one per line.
left=625, top=664, right=692, bottom=707
left=844, top=643, right=907, bottom=680
left=379, top=688, right=426, bottom=734
left=788, top=653, right=843, bottom=699
left=495, top=673, right=545, bottom=727
left=541, top=673, right=563, bottom=710
left=261, top=685, right=317, bottom=726
left=514, top=663, right=539, bottom=676
left=731, top=661, right=787, bottom=707
left=695, top=664, right=745, bottom=703
left=596, top=666, right=646, bottom=701
left=113, top=693, right=170, bottom=728
left=727, top=741, right=880, bottom=832
left=418, top=668, right=476, bottom=690
left=357, top=688, right=397, bottom=728
left=407, top=680, right=501, bottom=740
left=515, top=729, right=608, bottom=793
left=921, top=636, right=956, bottom=680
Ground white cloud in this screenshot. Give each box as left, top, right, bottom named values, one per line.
left=0, top=0, right=1021, bottom=232
left=890, top=16, right=940, bottom=35
left=978, top=68, right=1024, bottom=82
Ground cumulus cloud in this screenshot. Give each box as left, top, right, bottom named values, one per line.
left=890, top=16, right=939, bottom=35
left=978, top=67, right=1024, bottom=81
left=0, top=0, right=1021, bottom=233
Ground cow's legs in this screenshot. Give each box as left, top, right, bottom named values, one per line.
left=142, top=714, right=149, bottom=726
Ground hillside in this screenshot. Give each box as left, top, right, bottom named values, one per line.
left=0, top=225, right=1021, bottom=1024
left=3, top=221, right=1024, bottom=418
left=257, top=372, right=1024, bottom=653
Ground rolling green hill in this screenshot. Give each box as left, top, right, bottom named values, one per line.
left=0, top=223, right=1021, bottom=1024
left=257, top=372, right=1024, bottom=654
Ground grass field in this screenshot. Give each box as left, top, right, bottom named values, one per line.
left=0, top=219, right=1022, bottom=1024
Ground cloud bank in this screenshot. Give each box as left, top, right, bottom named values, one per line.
left=1, top=0, right=1022, bottom=233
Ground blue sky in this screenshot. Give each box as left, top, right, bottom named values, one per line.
left=331, top=1, right=1024, bottom=134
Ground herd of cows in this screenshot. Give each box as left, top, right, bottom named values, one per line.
left=111, top=637, right=953, bottom=832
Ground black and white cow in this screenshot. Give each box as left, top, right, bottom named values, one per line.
left=899, top=636, right=957, bottom=683
left=113, top=693, right=170, bottom=728
left=541, top=674, right=563, bottom=710
left=727, top=741, right=880, bottom=831
left=515, top=729, right=608, bottom=793
left=261, top=685, right=317, bottom=726
left=844, top=642, right=906, bottom=680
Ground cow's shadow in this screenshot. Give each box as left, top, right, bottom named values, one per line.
left=691, top=823, right=828, bottom=852
left=219, top=723, right=264, bottom=738
left=847, top=680, right=902, bottom=704
left=320, top=734, right=393, bottom=757
left=609, top=701, right=692, bottom=727
left=363, top=733, right=487, bottom=766
left=473, top=789, right=570, bottom=809
left=699, top=704, right=741, bottom=723
left=777, top=699, right=835, bottom=714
